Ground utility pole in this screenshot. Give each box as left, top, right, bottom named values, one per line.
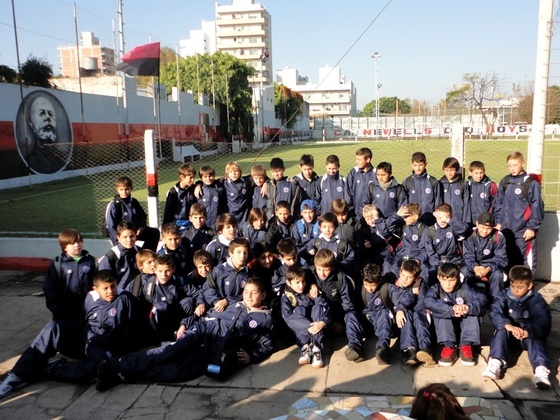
left=372, top=52, right=381, bottom=136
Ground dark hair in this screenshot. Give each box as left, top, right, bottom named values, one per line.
left=362, top=263, right=381, bottom=284
left=331, top=198, right=349, bottom=215
left=318, top=212, right=339, bottom=228
left=409, top=383, right=468, bottom=420
left=252, top=241, right=275, bottom=259
left=193, top=249, right=213, bottom=267
left=277, top=237, right=297, bottom=257
left=356, top=147, right=372, bottom=159
left=248, top=208, right=266, bottom=225
left=216, top=213, right=238, bottom=233
left=325, top=154, right=340, bottom=166
left=228, top=237, right=250, bottom=254
left=117, top=220, right=137, bottom=236
left=93, top=269, right=117, bottom=286
left=508, top=265, right=533, bottom=284
left=434, top=203, right=452, bottom=216
left=155, top=254, right=175, bottom=269
left=442, top=156, right=460, bottom=170
left=314, top=248, right=336, bottom=268
left=405, top=203, right=421, bottom=217
left=299, top=154, right=314, bottom=167
left=161, top=223, right=181, bottom=236
left=276, top=200, right=290, bottom=211
left=286, top=264, right=306, bottom=283
left=270, top=157, right=285, bottom=170
left=179, top=163, right=196, bottom=176
left=437, top=262, right=460, bottom=279
left=115, top=175, right=133, bottom=188
left=469, top=160, right=485, bottom=171
left=376, top=161, right=393, bottom=173
left=400, top=260, right=421, bottom=278
left=199, top=165, right=215, bottom=177
left=190, top=203, right=207, bottom=217
left=245, top=276, right=265, bottom=293
left=58, top=228, right=83, bottom=252
left=411, top=151, right=427, bottom=163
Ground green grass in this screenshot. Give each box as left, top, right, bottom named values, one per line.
left=0, top=138, right=558, bottom=237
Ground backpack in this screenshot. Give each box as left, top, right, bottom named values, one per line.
left=367, top=182, right=405, bottom=205
left=295, top=219, right=320, bottom=239
left=361, top=281, right=393, bottom=310
left=313, top=237, right=348, bottom=262
left=499, top=174, right=535, bottom=202
left=101, top=197, right=122, bottom=237
left=403, top=175, right=438, bottom=194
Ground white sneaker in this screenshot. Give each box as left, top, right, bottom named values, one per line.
left=0, top=373, right=27, bottom=399
left=482, top=358, right=505, bottom=380
left=534, top=366, right=551, bottom=390
left=298, top=344, right=311, bottom=365
left=311, top=346, right=323, bottom=368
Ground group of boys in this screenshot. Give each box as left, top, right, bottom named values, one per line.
left=0, top=147, right=552, bottom=398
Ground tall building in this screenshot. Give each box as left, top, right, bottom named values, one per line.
left=58, top=32, right=116, bottom=78
left=277, top=66, right=357, bottom=118
left=214, top=0, right=272, bottom=87
left=179, top=20, right=216, bottom=57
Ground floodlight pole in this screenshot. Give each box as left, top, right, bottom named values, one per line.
left=372, top=52, right=381, bottom=136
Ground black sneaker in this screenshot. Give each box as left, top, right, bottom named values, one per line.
left=375, top=346, right=390, bottom=365
left=401, top=348, right=419, bottom=366
left=96, top=358, right=122, bottom=392
left=345, top=346, right=364, bottom=362
left=0, top=373, right=27, bottom=399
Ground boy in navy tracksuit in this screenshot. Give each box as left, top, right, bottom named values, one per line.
left=182, top=204, right=215, bottom=262
left=0, top=229, right=96, bottom=398
left=250, top=164, right=269, bottom=214
left=346, top=147, right=376, bottom=217
left=239, top=208, right=267, bottom=249
left=197, top=165, right=227, bottom=229
left=332, top=198, right=360, bottom=247
left=360, top=161, right=407, bottom=220
left=311, top=212, right=355, bottom=275
left=104, top=175, right=160, bottom=251
left=223, top=161, right=252, bottom=223
left=126, top=249, right=156, bottom=298
left=281, top=265, right=332, bottom=368
left=461, top=212, right=508, bottom=299
left=467, top=160, right=498, bottom=226
left=162, top=163, right=197, bottom=230
left=386, top=203, right=429, bottom=282
left=315, top=154, right=350, bottom=216
left=96, top=277, right=273, bottom=389
left=424, top=204, right=470, bottom=286
left=424, top=263, right=488, bottom=367
left=47, top=270, right=136, bottom=383
left=356, top=204, right=392, bottom=276
left=265, top=200, right=295, bottom=253
left=98, top=220, right=141, bottom=289
left=402, top=152, right=442, bottom=225
left=202, top=238, right=250, bottom=313
left=266, top=157, right=301, bottom=219
left=158, top=223, right=191, bottom=279
left=482, top=266, right=552, bottom=389
left=494, top=151, right=544, bottom=272
left=205, top=213, right=238, bottom=265
left=291, top=199, right=320, bottom=265
left=293, top=153, right=319, bottom=203
left=248, top=242, right=285, bottom=302
left=440, top=157, right=471, bottom=224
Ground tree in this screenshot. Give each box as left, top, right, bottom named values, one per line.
left=0, top=65, right=17, bottom=83
left=160, top=51, right=255, bottom=140
left=274, top=84, right=303, bottom=129
left=446, top=72, right=506, bottom=135
left=19, top=56, right=53, bottom=88
left=359, top=96, right=411, bottom=116
left=517, top=85, right=560, bottom=124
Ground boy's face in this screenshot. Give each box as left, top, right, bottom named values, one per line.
left=258, top=251, right=275, bottom=269
left=364, top=214, right=376, bottom=227
left=196, top=262, right=211, bottom=278
left=301, top=208, right=315, bottom=223
left=509, top=280, right=533, bottom=299
left=180, top=173, right=195, bottom=188
left=201, top=172, right=215, bottom=185
left=443, top=167, right=457, bottom=181
left=434, top=210, right=450, bottom=229
left=116, top=185, right=132, bottom=199
left=65, top=240, right=83, bottom=258
left=230, top=246, right=249, bottom=269
left=275, top=207, right=290, bottom=224
left=141, top=257, right=156, bottom=274
left=320, top=221, right=336, bottom=238
left=94, top=281, right=118, bottom=302
left=355, top=154, right=371, bottom=169
left=270, top=167, right=285, bottom=180
left=376, top=168, right=391, bottom=184
left=398, top=270, right=417, bottom=288
left=252, top=217, right=265, bottom=230
left=288, top=277, right=306, bottom=294
left=190, top=213, right=206, bottom=229
left=438, top=275, right=459, bottom=293
left=118, top=229, right=137, bottom=249
left=222, top=223, right=237, bottom=240
left=411, top=161, right=426, bottom=175
left=404, top=212, right=419, bottom=226
left=336, top=213, right=348, bottom=224
left=163, top=233, right=181, bottom=250
left=507, top=158, right=524, bottom=176
left=281, top=253, right=297, bottom=266
left=252, top=174, right=265, bottom=187
left=470, top=168, right=485, bottom=182
left=300, top=164, right=314, bottom=180
left=155, top=263, right=174, bottom=284
left=325, top=162, right=339, bottom=176
left=476, top=222, right=494, bottom=238
left=316, top=265, right=333, bottom=281
left=363, top=281, right=379, bottom=294
left=227, top=168, right=241, bottom=181
left=243, top=283, right=265, bottom=309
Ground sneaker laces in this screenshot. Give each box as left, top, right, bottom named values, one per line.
left=460, top=345, right=473, bottom=359
left=441, top=346, right=455, bottom=359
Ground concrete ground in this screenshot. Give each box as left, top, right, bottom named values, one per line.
left=0, top=270, right=559, bottom=419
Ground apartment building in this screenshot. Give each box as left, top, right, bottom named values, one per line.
left=58, top=32, right=116, bottom=78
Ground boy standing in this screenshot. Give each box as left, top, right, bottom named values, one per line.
left=361, top=161, right=407, bottom=220
left=346, top=147, right=376, bottom=217
left=205, top=213, right=238, bottom=265
left=440, top=157, right=471, bottom=224
left=265, top=200, right=295, bottom=252
left=223, top=161, right=252, bottom=223
left=332, top=198, right=360, bottom=247
left=316, top=155, right=350, bottom=216
left=197, top=165, right=227, bottom=229
left=293, top=154, right=319, bottom=203
left=266, top=157, right=300, bottom=219
left=250, top=164, right=269, bottom=214
left=291, top=199, right=320, bottom=265
left=424, top=263, right=488, bottom=367
left=162, top=164, right=197, bottom=229
left=467, top=160, right=498, bottom=226
left=482, top=266, right=552, bottom=389
left=182, top=203, right=215, bottom=260
left=0, top=229, right=96, bottom=398
left=158, top=223, right=191, bottom=279
left=494, top=151, right=544, bottom=272
left=312, top=212, right=355, bottom=275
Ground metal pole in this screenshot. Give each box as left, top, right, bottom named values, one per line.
left=372, top=52, right=381, bottom=136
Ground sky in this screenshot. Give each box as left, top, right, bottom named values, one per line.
left=0, top=0, right=554, bottom=109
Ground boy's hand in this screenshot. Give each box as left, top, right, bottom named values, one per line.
left=194, top=184, right=203, bottom=198
left=364, top=240, right=372, bottom=249
left=237, top=348, right=251, bottom=364
left=453, top=304, right=469, bottom=317
left=308, top=248, right=316, bottom=256
left=505, top=324, right=528, bottom=340
left=308, top=320, right=326, bottom=334
left=214, top=299, right=228, bottom=312
left=176, top=325, right=187, bottom=340
left=397, top=206, right=410, bottom=218
left=308, top=284, right=319, bottom=299
left=523, top=228, right=535, bottom=241
left=261, top=182, right=268, bottom=196
left=396, top=310, right=407, bottom=328
left=194, top=303, right=206, bottom=317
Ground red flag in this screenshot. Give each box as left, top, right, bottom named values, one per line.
left=116, top=42, right=160, bottom=76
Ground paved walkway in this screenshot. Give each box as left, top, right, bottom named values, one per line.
left=0, top=270, right=559, bottom=419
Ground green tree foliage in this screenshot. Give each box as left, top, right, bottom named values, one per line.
left=19, top=56, right=53, bottom=88
left=274, top=84, right=303, bottom=129
left=359, top=97, right=411, bottom=116
left=517, top=85, right=560, bottom=124
left=160, top=51, right=254, bottom=140
left=0, top=65, right=17, bottom=83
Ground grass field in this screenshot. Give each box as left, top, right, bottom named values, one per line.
left=0, top=138, right=558, bottom=237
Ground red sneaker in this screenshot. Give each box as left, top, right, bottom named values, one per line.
left=459, top=345, right=475, bottom=366
left=438, top=346, right=458, bottom=366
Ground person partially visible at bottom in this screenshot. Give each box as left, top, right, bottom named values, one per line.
left=409, top=383, right=469, bottom=420
left=96, top=276, right=273, bottom=390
